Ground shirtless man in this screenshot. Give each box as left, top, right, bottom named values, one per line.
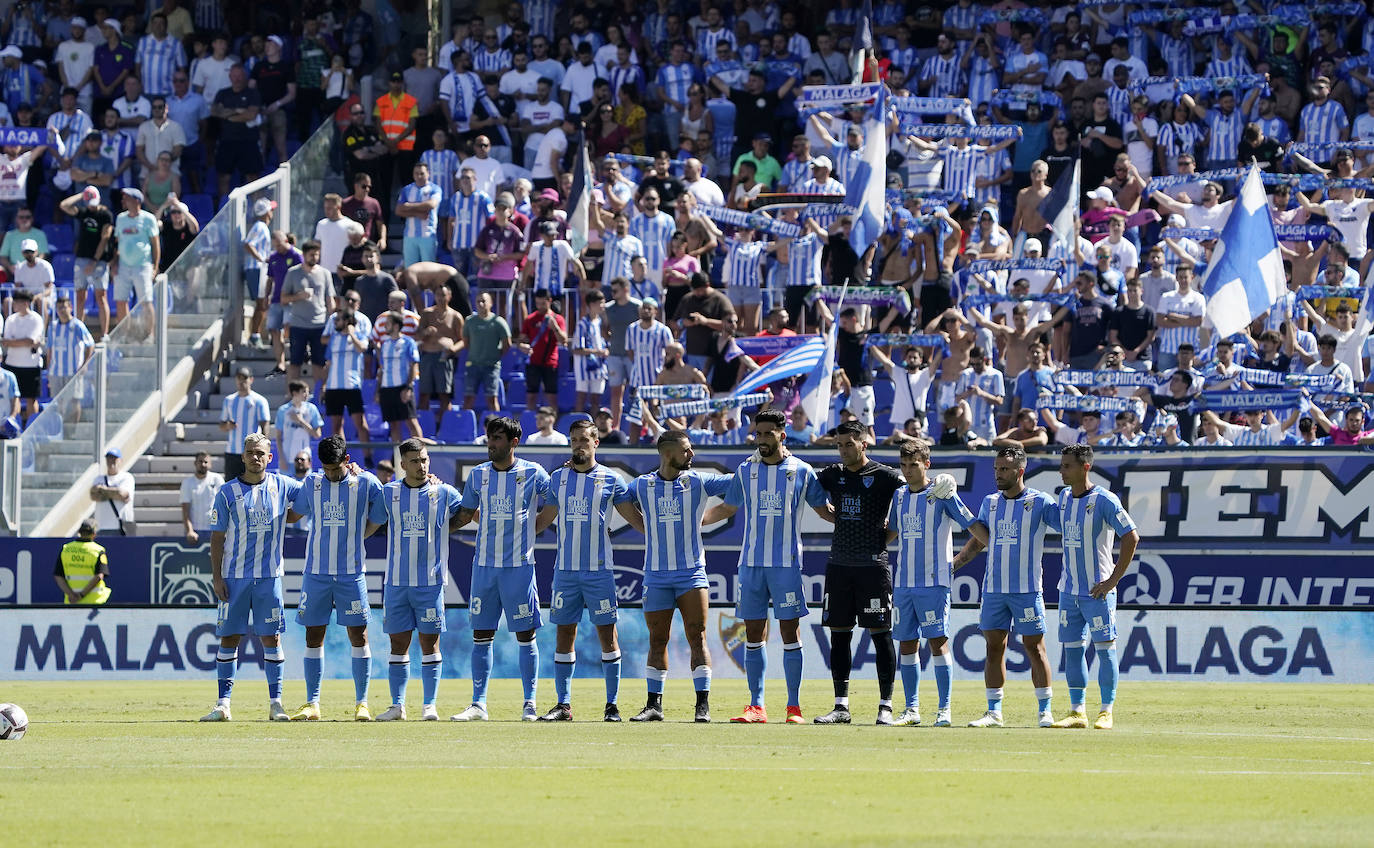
left=924, top=308, right=978, bottom=384
left=970, top=302, right=1056, bottom=378
left=1010, top=159, right=1051, bottom=247
left=654, top=341, right=708, bottom=428
left=396, top=261, right=473, bottom=316
left=416, top=280, right=466, bottom=413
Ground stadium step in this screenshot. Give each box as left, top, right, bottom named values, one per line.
left=130, top=455, right=211, bottom=475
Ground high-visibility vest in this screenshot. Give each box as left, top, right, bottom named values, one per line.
left=376, top=93, right=417, bottom=150
left=59, top=539, right=111, bottom=605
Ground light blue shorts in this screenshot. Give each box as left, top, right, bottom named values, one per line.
left=216, top=576, right=285, bottom=637
left=551, top=570, right=619, bottom=626
left=642, top=567, right=709, bottom=613
left=296, top=572, right=370, bottom=627
left=383, top=584, right=446, bottom=634
left=893, top=585, right=951, bottom=642
left=470, top=564, right=542, bottom=632
left=1058, top=591, right=1117, bottom=643
left=979, top=590, right=1046, bottom=636
left=403, top=238, right=437, bottom=266
left=735, top=564, right=808, bottom=621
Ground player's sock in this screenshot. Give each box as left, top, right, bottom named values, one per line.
left=693, top=665, right=711, bottom=693
left=782, top=642, right=803, bottom=708
left=388, top=654, right=409, bottom=705
left=933, top=653, right=952, bottom=710
left=899, top=653, right=920, bottom=710
left=517, top=637, right=538, bottom=703
left=986, top=687, right=1004, bottom=713
left=216, top=649, right=237, bottom=703
left=602, top=651, right=621, bottom=705
left=471, top=637, right=493, bottom=705
left=1094, top=641, right=1118, bottom=708
left=1064, top=641, right=1088, bottom=711
left=745, top=642, right=766, bottom=707
left=303, top=645, right=324, bottom=705
left=421, top=653, right=442, bottom=706
left=646, top=665, right=667, bottom=695
left=554, top=652, right=575, bottom=706
left=1035, top=686, right=1053, bottom=713
left=872, top=630, right=896, bottom=702
left=829, top=628, right=853, bottom=704
left=351, top=645, right=371, bottom=704
left=264, top=647, right=285, bottom=702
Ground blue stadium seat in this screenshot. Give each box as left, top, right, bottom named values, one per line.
left=873, top=378, right=894, bottom=414
left=556, top=380, right=576, bottom=410
left=519, top=410, right=537, bottom=435
left=51, top=253, right=75, bottom=285
left=557, top=412, right=590, bottom=431
left=183, top=193, right=214, bottom=225
left=436, top=408, right=476, bottom=443
left=43, top=226, right=74, bottom=255
left=416, top=408, right=436, bottom=438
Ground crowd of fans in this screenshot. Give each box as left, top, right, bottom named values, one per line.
left=8, top=1, right=1374, bottom=457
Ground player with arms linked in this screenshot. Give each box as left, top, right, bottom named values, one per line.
left=626, top=430, right=733, bottom=722
left=451, top=416, right=552, bottom=722
left=364, top=439, right=465, bottom=720
left=815, top=420, right=906, bottom=725
left=288, top=435, right=385, bottom=721
left=885, top=442, right=973, bottom=727
left=702, top=409, right=834, bottom=724
left=201, top=433, right=306, bottom=722
left=954, top=445, right=1060, bottom=728
left=534, top=419, right=645, bottom=721
left=1051, top=444, right=1139, bottom=730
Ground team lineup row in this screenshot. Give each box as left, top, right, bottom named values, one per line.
left=201, top=412, right=1138, bottom=728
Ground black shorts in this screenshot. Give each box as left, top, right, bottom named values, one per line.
left=323, top=388, right=365, bottom=417
left=4, top=364, right=40, bottom=399
left=378, top=385, right=415, bottom=422
left=821, top=563, right=893, bottom=630
left=288, top=326, right=326, bottom=366
left=525, top=363, right=558, bottom=394
left=215, top=138, right=264, bottom=178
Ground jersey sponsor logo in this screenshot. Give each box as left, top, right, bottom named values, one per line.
left=320, top=500, right=347, bottom=526
left=840, top=494, right=864, bottom=519
left=246, top=507, right=274, bottom=534
left=994, top=519, right=1019, bottom=545
left=758, top=490, right=784, bottom=516
left=1062, top=521, right=1082, bottom=545
left=902, top=513, right=924, bottom=538
left=597, top=598, right=613, bottom=613
left=783, top=591, right=799, bottom=608
left=348, top=600, right=366, bottom=615
left=401, top=511, right=428, bottom=537
left=564, top=495, right=591, bottom=520
left=486, top=495, right=515, bottom=519
left=655, top=495, right=682, bottom=518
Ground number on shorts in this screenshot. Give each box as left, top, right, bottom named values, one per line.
left=553, top=591, right=564, bottom=610
left=472, top=597, right=482, bottom=616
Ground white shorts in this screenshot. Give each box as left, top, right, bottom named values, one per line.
left=576, top=375, right=607, bottom=394
left=112, top=263, right=153, bottom=304
left=846, top=384, right=876, bottom=426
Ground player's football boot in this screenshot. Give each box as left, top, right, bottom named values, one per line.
left=376, top=704, right=407, bottom=721
left=354, top=702, right=373, bottom=722
left=268, top=702, right=291, bottom=721
left=421, top=705, right=439, bottom=721
left=1051, top=710, right=1088, bottom=729
left=730, top=705, right=767, bottom=723
left=629, top=702, right=664, bottom=722
left=967, top=710, right=1004, bottom=728
left=603, top=703, right=622, bottom=722
left=1093, top=709, right=1114, bottom=730
left=934, top=708, right=952, bottom=727
left=694, top=696, right=711, bottom=723
left=813, top=706, right=852, bottom=724
left=893, top=707, right=922, bottom=726
left=1038, top=709, right=1055, bottom=728
left=539, top=704, right=574, bottom=722
left=522, top=701, right=539, bottom=722
left=875, top=705, right=895, bottom=726
left=289, top=703, right=320, bottom=721
left=449, top=703, right=488, bottom=722
left=784, top=705, right=805, bottom=724
left=199, top=704, right=231, bottom=722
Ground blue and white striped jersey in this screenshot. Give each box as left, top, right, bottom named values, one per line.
left=723, top=239, right=764, bottom=289
left=1204, top=108, right=1245, bottom=164
left=210, top=473, right=303, bottom=579
left=420, top=148, right=460, bottom=201
left=957, top=366, right=1005, bottom=440
left=220, top=391, right=270, bottom=454
left=975, top=487, right=1061, bottom=594
left=940, top=144, right=983, bottom=199
left=242, top=220, right=270, bottom=271
left=966, top=54, right=1000, bottom=109
left=630, top=470, right=733, bottom=573
left=368, top=480, right=463, bottom=587
left=136, top=34, right=187, bottom=95
left=943, top=4, right=977, bottom=36
left=399, top=181, right=442, bottom=241
left=526, top=240, right=576, bottom=295
left=973, top=147, right=1010, bottom=209
left=273, top=401, right=323, bottom=464
left=1155, top=289, right=1206, bottom=354
left=461, top=458, right=552, bottom=569
left=1300, top=100, right=1349, bottom=146
left=780, top=155, right=812, bottom=191
left=919, top=53, right=964, bottom=99
left=574, top=315, right=607, bottom=384
left=601, top=230, right=644, bottom=281
left=724, top=455, right=828, bottom=569
left=1056, top=485, right=1136, bottom=596
left=1156, top=34, right=1195, bottom=78
left=629, top=210, right=676, bottom=271
left=625, top=319, right=674, bottom=388
left=323, top=324, right=368, bottom=391
left=472, top=46, right=512, bottom=74
left=785, top=232, right=823, bottom=287
left=292, top=470, right=385, bottom=576
left=378, top=334, right=419, bottom=388
left=829, top=143, right=865, bottom=192
left=888, top=485, right=976, bottom=589
left=655, top=62, right=697, bottom=108
left=449, top=189, right=493, bottom=250
left=1205, top=53, right=1253, bottom=80
left=696, top=27, right=736, bottom=59
left=1155, top=121, right=1202, bottom=172
left=45, top=317, right=94, bottom=377
left=548, top=464, right=634, bottom=571
left=1107, top=85, right=1133, bottom=129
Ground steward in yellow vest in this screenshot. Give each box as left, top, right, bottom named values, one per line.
left=54, top=519, right=111, bottom=605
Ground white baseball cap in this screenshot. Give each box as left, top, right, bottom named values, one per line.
left=0, top=46, right=22, bottom=60
left=810, top=155, right=832, bottom=170
left=102, top=18, right=121, bottom=31
left=267, top=35, right=284, bottom=47
left=253, top=198, right=277, bottom=217
left=1088, top=186, right=1115, bottom=202
left=70, top=16, right=88, bottom=28
left=1024, top=238, right=1043, bottom=254
left=20, top=238, right=37, bottom=253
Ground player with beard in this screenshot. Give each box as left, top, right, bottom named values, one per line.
left=813, top=421, right=906, bottom=725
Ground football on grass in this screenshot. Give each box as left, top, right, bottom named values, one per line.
left=0, top=703, right=28, bottom=740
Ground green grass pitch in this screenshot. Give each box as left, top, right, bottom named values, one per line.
left=1, top=680, right=1371, bottom=846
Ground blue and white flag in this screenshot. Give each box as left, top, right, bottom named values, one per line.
left=850, top=0, right=875, bottom=85
left=731, top=334, right=828, bottom=396
left=799, top=310, right=840, bottom=432
left=566, top=136, right=594, bottom=254
left=1040, top=158, right=1080, bottom=279
left=1200, top=166, right=1286, bottom=339
left=843, top=83, right=888, bottom=261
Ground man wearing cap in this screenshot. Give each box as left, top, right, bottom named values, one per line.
left=251, top=35, right=294, bottom=166
left=375, top=71, right=419, bottom=206
left=92, top=18, right=134, bottom=117
left=90, top=448, right=136, bottom=536
left=732, top=133, right=782, bottom=193
left=243, top=198, right=275, bottom=347
left=13, top=237, right=54, bottom=316
left=57, top=17, right=96, bottom=115
left=211, top=63, right=262, bottom=197
left=458, top=134, right=506, bottom=201
left=112, top=186, right=159, bottom=337
left=135, top=12, right=185, bottom=99
left=55, top=519, right=112, bottom=604
left=798, top=154, right=845, bottom=196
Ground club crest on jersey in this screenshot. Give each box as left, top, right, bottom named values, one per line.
left=786, top=469, right=795, bottom=481
left=1024, top=500, right=1033, bottom=511
left=1086, top=503, right=1094, bottom=513
left=863, top=477, right=874, bottom=488
left=516, top=470, right=526, bottom=483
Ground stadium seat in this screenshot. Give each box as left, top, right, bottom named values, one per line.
left=519, top=410, right=536, bottom=435
left=436, top=408, right=475, bottom=444
left=51, top=253, right=75, bottom=285
left=416, top=408, right=436, bottom=438
left=557, top=412, right=590, bottom=431
left=43, top=226, right=74, bottom=255
left=182, top=193, right=214, bottom=225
